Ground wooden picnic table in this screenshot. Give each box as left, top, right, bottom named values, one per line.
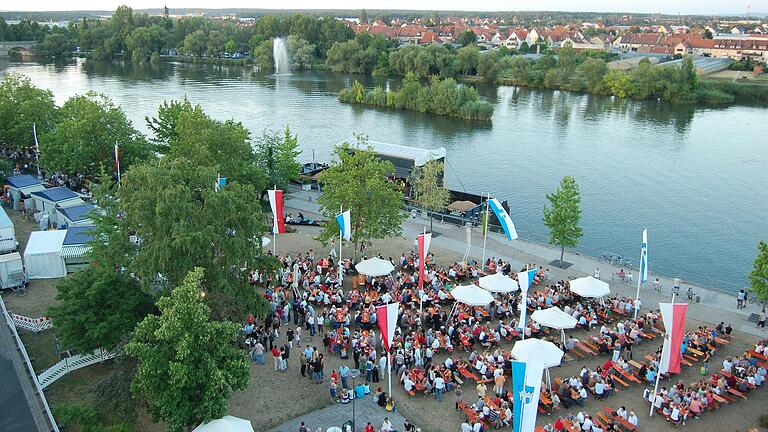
left=728, top=388, right=747, bottom=400
left=603, top=407, right=639, bottom=432
left=628, top=360, right=644, bottom=371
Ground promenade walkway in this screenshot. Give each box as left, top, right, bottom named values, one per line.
left=266, top=397, right=406, bottom=432
left=284, top=189, right=765, bottom=338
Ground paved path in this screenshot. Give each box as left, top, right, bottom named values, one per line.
left=284, top=189, right=765, bottom=338
left=0, top=297, right=54, bottom=432
left=267, top=397, right=407, bottom=432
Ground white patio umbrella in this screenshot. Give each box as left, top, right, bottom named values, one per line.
left=450, top=284, right=495, bottom=306
left=355, top=257, right=394, bottom=277
left=193, top=416, right=255, bottom=432
left=510, top=338, right=565, bottom=391
left=531, top=307, right=577, bottom=348
left=479, top=272, right=519, bottom=293
left=569, top=276, right=610, bottom=299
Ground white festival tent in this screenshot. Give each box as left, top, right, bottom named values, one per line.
left=479, top=272, right=519, bottom=294
left=569, top=276, right=610, bottom=299
left=355, top=257, right=395, bottom=277
left=193, top=416, right=255, bottom=432
left=23, top=230, right=67, bottom=279
left=530, top=307, right=578, bottom=347
left=511, top=337, right=565, bottom=391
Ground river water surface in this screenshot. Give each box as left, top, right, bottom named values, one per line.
left=2, top=58, right=766, bottom=293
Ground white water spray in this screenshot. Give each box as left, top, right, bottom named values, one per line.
left=273, top=37, right=290, bottom=74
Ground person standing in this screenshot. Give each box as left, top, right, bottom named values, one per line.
left=454, top=384, right=464, bottom=410
left=339, top=364, right=350, bottom=389
left=252, top=340, right=265, bottom=365
left=594, top=268, right=601, bottom=279
left=434, top=375, right=446, bottom=402
left=738, top=289, right=746, bottom=309
left=673, top=277, right=681, bottom=295
left=272, top=346, right=281, bottom=371
left=758, top=309, right=766, bottom=329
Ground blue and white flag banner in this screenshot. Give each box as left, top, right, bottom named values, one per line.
left=336, top=210, right=351, bottom=241
left=488, top=198, right=519, bottom=241
left=640, top=228, right=648, bottom=283
left=512, top=360, right=544, bottom=432
left=517, top=269, right=536, bottom=330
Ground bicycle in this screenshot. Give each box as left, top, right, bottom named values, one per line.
left=10, top=284, right=27, bottom=297
left=598, top=252, right=611, bottom=263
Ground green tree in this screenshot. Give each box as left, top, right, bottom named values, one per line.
left=456, top=30, right=477, bottom=47
left=457, top=45, right=480, bottom=75
left=571, top=58, right=608, bottom=93
left=37, top=33, right=72, bottom=57
left=411, top=160, right=450, bottom=232
left=253, top=126, right=302, bottom=200
left=126, top=268, right=249, bottom=432
left=0, top=73, right=56, bottom=150
left=288, top=35, right=315, bottom=70
left=749, top=241, right=768, bottom=304
left=182, top=29, right=207, bottom=57
left=48, top=267, right=154, bottom=353
left=41, top=92, right=153, bottom=176
left=145, top=97, right=199, bottom=153
left=253, top=39, right=274, bottom=70
left=206, top=30, right=224, bottom=57
left=703, top=29, right=713, bottom=39
left=543, top=176, right=584, bottom=265
left=603, top=70, right=635, bottom=98
left=168, top=105, right=262, bottom=188
left=317, top=138, right=406, bottom=258
left=224, top=38, right=237, bottom=54
left=117, top=158, right=267, bottom=319
left=478, top=50, right=502, bottom=83
left=360, top=9, right=368, bottom=24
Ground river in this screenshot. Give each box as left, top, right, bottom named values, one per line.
left=2, top=58, right=766, bottom=293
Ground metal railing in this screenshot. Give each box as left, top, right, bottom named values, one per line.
left=37, top=348, right=117, bottom=390
left=11, top=314, right=54, bottom=333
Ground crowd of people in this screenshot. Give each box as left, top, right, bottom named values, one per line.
left=238, top=243, right=764, bottom=432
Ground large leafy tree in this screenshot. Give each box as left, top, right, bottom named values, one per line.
left=749, top=241, right=768, bottom=304
left=145, top=97, right=199, bottom=154
left=253, top=126, right=301, bottom=200
left=168, top=107, right=263, bottom=188
left=48, top=267, right=154, bottom=353
left=126, top=268, right=249, bottom=432
left=411, top=160, right=450, bottom=232
left=118, top=157, right=267, bottom=319
left=543, top=176, right=584, bottom=265
left=41, top=92, right=153, bottom=176
left=0, top=73, right=56, bottom=150
left=317, top=138, right=406, bottom=258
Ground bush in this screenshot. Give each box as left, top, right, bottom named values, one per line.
left=53, top=402, right=134, bottom=432
left=760, top=415, right=768, bottom=428
left=695, top=88, right=735, bottom=104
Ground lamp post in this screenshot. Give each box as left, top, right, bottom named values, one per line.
left=350, top=369, right=361, bottom=431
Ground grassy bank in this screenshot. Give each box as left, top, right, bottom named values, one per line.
left=697, top=79, right=768, bottom=104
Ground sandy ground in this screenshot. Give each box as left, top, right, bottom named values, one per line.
left=4, top=209, right=767, bottom=432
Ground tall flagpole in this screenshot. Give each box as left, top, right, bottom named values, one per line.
left=649, top=292, right=675, bottom=417
left=481, top=193, right=490, bottom=270
left=419, top=226, right=425, bottom=317
left=387, top=351, right=392, bottom=399
left=32, top=123, right=41, bottom=178
left=114, top=141, right=121, bottom=186
left=339, top=205, right=343, bottom=285
left=634, top=228, right=646, bottom=320
left=272, top=185, right=277, bottom=256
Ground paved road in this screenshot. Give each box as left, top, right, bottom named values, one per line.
left=267, top=397, right=407, bottom=432
left=0, top=302, right=54, bottom=432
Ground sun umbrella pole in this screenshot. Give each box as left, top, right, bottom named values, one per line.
left=339, top=205, right=343, bottom=285
left=419, top=226, right=425, bottom=317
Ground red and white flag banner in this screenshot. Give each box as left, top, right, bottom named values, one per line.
left=417, top=233, right=432, bottom=291
left=659, top=302, right=688, bottom=375
left=376, top=302, right=399, bottom=352
left=267, top=189, right=285, bottom=234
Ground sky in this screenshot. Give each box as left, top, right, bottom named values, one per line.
left=3, top=1, right=757, bottom=15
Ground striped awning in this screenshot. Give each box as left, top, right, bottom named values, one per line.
left=60, top=245, right=91, bottom=259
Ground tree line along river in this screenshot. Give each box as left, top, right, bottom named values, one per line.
left=1, top=57, right=766, bottom=293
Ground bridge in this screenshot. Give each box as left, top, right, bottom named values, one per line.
left=0, top=41, right=35, bottom=58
